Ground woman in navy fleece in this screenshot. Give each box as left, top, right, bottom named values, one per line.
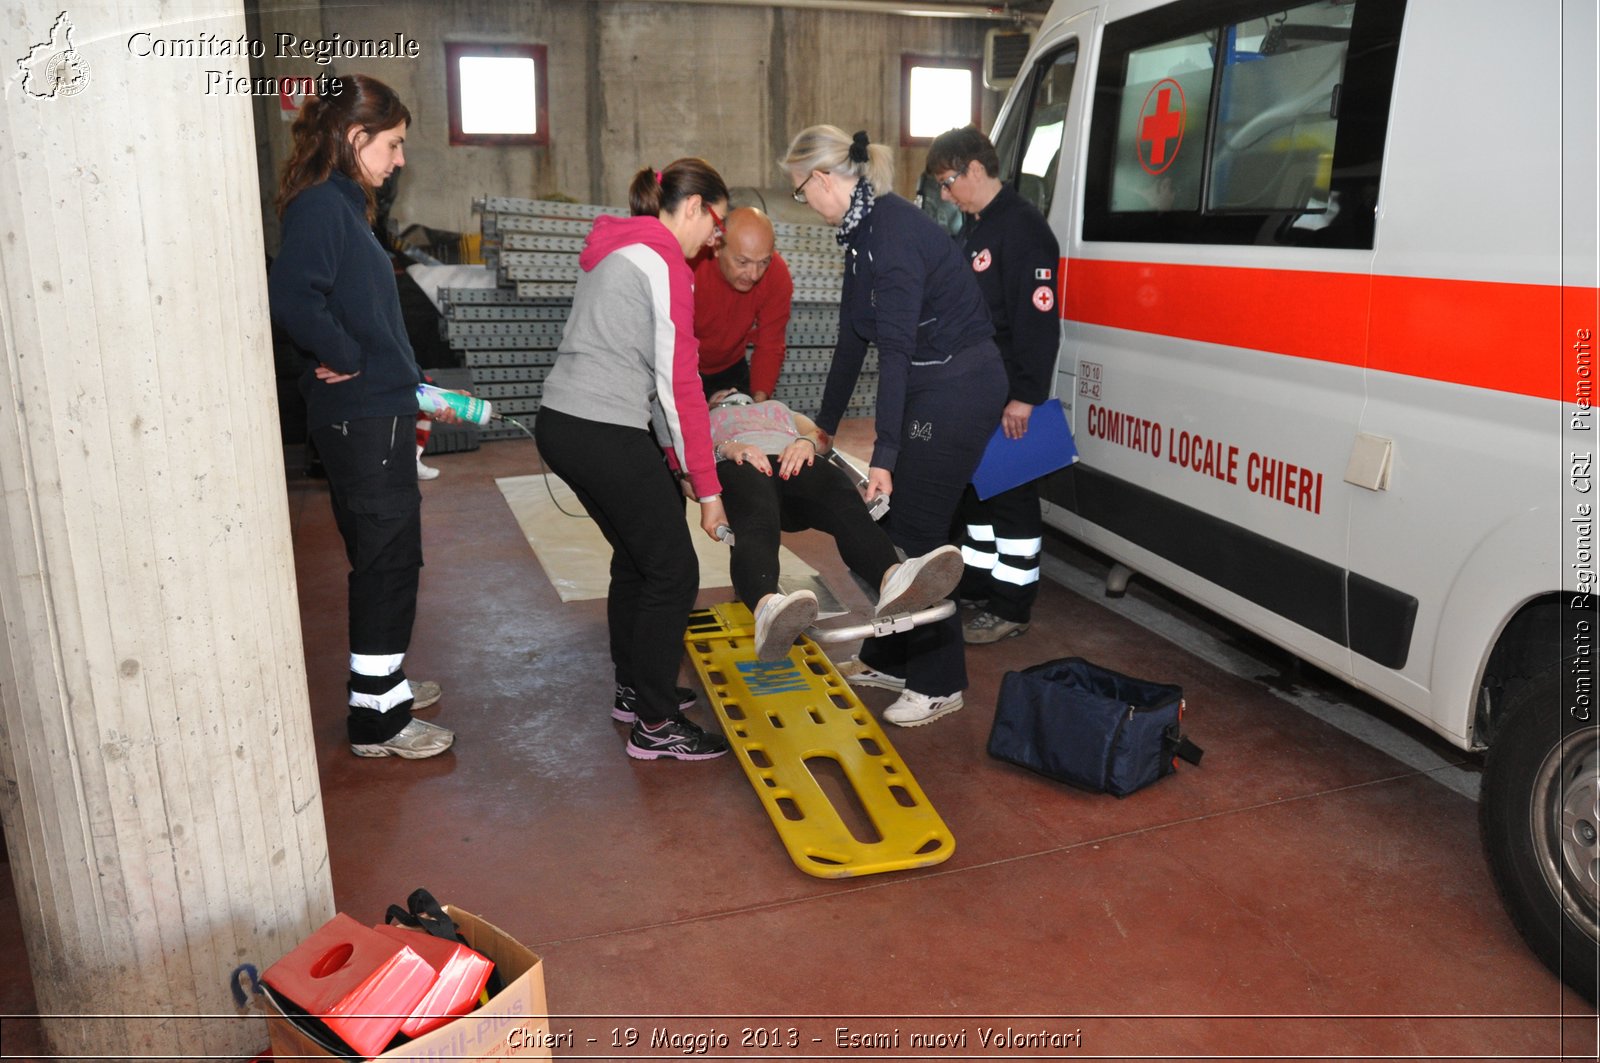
left=269, top=75, right=457, bottom=760
left=535, top=159, right=734, bottom=761
left=781, top=126, right=1007, bottom=728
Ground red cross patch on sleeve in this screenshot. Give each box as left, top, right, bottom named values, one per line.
left=1032, top=285, right=1055, bottom=312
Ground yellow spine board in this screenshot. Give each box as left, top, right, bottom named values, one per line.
left=685, top=603, right=955, bottom=878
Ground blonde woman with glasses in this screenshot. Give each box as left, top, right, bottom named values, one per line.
left=781, top=126, right=1007, bottom=727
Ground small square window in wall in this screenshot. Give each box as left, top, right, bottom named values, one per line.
left=446, top=42, right=549, bottom=146
left=901, top=54, right=981, bottom=146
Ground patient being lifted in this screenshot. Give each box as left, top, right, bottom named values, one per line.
left=708, top=390, right=962, bottom=660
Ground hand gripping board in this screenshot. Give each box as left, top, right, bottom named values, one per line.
left=684, top=602, right=955, bottom=878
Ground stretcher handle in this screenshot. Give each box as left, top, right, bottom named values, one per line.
left=804, top=599, right=957, bottom=644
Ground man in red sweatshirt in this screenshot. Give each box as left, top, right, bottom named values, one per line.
left=693, top=207, right=794, bottom=401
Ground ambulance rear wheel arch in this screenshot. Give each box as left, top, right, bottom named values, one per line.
left=1476, top=596, right=1567, bottom=748
left=1478, top=660, right=1599, bottom=1002
left=1426, top=505, right=1566, bottom=747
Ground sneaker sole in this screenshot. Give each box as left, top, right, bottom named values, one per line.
left=350, top=740, right=454, bottom=759
left=624, top=743, right=729, bottom=761
left=885, top=699, right=964, bottom=728
left=876, top=546, right=965, bottom=616
left=755, top=596, right=819, bottom=660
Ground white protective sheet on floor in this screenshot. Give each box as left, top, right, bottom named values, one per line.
left=496, top=472, right=822, bottom=604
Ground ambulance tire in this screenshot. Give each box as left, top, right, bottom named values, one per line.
left=1479, top=664, right=1599, bottom=1003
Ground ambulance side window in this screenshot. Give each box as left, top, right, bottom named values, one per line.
left=1107, top=31, right=1215, bottom=214
left=1084, top=0, right=1406, bottom=249
left=993, top=41, right=1079, bottom=218
left=1208, top=6, right=1352, bottom=215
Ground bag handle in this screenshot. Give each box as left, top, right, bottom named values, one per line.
left=386, top=889, right=508, bottom=998
left=1163, top=724, right=1204, bottom=766
left=385, top=887, right=462, bottom=942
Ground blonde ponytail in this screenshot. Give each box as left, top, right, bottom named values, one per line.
left=780, top=125, right=893, bottom=196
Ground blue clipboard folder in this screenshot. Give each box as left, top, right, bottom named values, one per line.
left=971, top=397, right=1078, bottom=500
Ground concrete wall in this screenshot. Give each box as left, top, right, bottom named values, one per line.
left=251, top=0, right=1001, bottom=246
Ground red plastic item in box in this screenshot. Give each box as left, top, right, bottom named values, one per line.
left=371, top=923, right=495, bottom=1037
left=262, top=912, right=437, bottom=1058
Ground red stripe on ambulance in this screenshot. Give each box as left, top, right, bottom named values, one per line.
left=1062, top=258, right=1597, bottom=405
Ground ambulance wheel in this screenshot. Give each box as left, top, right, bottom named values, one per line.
left=1479, top=665, right=1600, bottom=1003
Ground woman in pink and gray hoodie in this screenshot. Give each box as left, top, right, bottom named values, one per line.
left=535, top=158, right=731, bottom=761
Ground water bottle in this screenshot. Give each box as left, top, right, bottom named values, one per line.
left=417, top=383, right=494, bottom=426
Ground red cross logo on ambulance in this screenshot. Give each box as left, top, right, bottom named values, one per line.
left=1137, top=78, right=1187, bottom=175
left=972, top=248, right=992, bottom=272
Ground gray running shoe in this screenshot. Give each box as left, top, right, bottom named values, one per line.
left=411, top=680, right=442, bottom=711
left=964, top=610, right=1030, bottom=645
left=351, top=718, right=455, bottom=759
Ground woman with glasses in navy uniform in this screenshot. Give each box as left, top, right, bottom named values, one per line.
left=780, top=126, right=1006, bottom=727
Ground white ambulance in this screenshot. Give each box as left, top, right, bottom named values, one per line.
left=987, top=0, right=1597, bottom=997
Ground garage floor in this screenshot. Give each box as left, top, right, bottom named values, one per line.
left=1, top=422, right=1595, bottom=1060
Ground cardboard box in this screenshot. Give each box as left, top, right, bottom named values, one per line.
left=266, top=906, right=552, bottom=1061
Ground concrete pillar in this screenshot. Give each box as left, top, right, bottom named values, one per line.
left=0, top=4, right=334, bottom=1059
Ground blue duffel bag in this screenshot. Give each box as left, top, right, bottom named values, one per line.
left=987, top=657, right=1203, bottom=796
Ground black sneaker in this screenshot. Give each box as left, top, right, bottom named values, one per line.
left=612, top=683, right=697, bottom=723
left=626, top=716, right=730, bottom=761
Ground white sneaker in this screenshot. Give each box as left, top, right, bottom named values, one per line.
left=836, top=657, right=906, bottom=691
left=882, top=689, right=964, bottom=727
left=753, top=590, right=818, bottom=660
left=875, top=544, right=963, bottom=616
left=350, top=718, right=455, bottom=759
left=417, top=458, right=440, bottom=480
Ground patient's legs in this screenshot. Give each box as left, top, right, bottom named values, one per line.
left=779, top=459, right=900, bottom=591
left=718, top=459, right=784, bottom=609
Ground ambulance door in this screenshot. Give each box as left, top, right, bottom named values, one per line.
left=986, top=6, right=1095, bottom=533
left=1057, top=0, right=1405, bottom=683
left=1349, top=0, right=1570, bottom=737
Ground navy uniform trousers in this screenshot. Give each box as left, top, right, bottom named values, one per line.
left=858, top=342, right=1007, bottom=696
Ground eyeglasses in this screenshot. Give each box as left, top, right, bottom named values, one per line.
left=706, top=203, right=725, bottom=237
left=937, top=170, right=964, bottom=190
left=792, top=171, right=817, bottom=204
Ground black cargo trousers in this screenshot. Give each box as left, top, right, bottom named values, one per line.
left=311, top=414, right=423, bottom=743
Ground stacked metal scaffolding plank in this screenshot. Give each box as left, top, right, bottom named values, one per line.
left=442, top=196, right=875, bottom=441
